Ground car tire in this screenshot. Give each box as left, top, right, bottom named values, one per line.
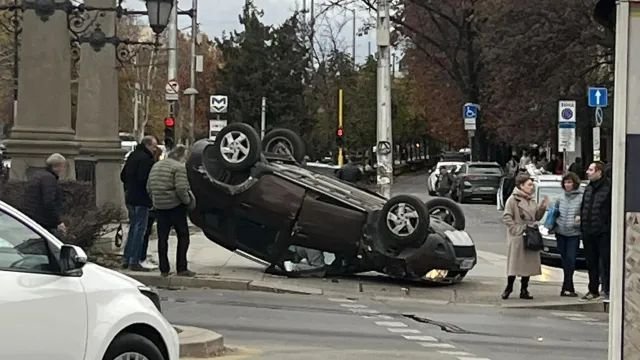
left=212, top=123, right=262, bottom=171
left=263, top=128, right=306, bottom=163
left=379, top=195, right=429, bottom=247
left=102, top=333, right=164, bottom=360
left=425, top=198, right=466, bottom=231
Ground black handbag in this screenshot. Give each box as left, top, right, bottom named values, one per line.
left=523, top=225, right=544, bottom=251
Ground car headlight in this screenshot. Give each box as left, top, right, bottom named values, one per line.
left=138, top=286, right=162, bottom=313
left=444, top=230, right=474, bottom=246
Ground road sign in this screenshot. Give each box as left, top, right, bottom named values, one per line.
left=209, top=119, right=227, bottom=140
left=593, top=126, right=601, bottom=161
left=558, top=100, right=576, bottom=123
left=463, top=103, right=479, bottom=130
left=588, top=87, right=608, bottom=108
left=165, top=79, right=179, bottom=101
left=558, top=122, right=576, bottom=152
left=210, top=95, right=228, bottom=113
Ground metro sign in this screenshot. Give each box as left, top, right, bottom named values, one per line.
left=210, top=95, right=228, bottom=113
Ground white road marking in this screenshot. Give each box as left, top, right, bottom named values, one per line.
left=341, top=304, right=368, bottom=308
left=375, top=321, right=408, bottom=327
left=419, top=342, right=456, bottom=349
left=551, top=312, right=585, bottom=317
left=458, top=358, right=492, bottom=360
left=387, top=328, right=421, bottom=334
left=439, top=351, right=473, bottom=356
left=402, top=335, right=437, bottom=342
left=350, top=309, right=380, bottom=314
left=328, top=298, right=355, bottom=303
left=362, top=314, right=394, bottom=320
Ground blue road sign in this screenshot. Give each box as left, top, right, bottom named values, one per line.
left=463, top=103, right=479, bottom=119
left=588, top=87, right=608, bottom=108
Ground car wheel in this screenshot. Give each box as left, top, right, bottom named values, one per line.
left=212, top=123, right=262, bottom=171
left=103, top=333, right=164, bottom=360
left=379, top=195, right=429, bottom=247
left=425, top=198, right=466, bottom=231
left=263, top=128, right=306, bottom=163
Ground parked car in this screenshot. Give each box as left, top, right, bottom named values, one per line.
left=0, top=200, right=179, bottom=360
left=451, top=162, right=503, bottom=203
left=427, top=161, right=465, bottom=196
left=187, top=123, right=476, bottom=284
left=496, top=172, right=588, bottom=268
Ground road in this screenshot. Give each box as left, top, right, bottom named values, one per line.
left=393, top=171, right=507, bottom=255
left=162, top=288, right=608, bottom=360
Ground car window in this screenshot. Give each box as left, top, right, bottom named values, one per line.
left=468, top=165, right=502, bottom=175
left=0, top=211, right=58, bottom=274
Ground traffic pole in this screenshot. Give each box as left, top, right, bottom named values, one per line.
left=338, top=88, right=344, bottom=167
left=376, top=0, right=393, bottom=199
left=167, top=0, right=179, bottom=141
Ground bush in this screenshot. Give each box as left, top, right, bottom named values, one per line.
left=0, top=180, right=123, bottom=250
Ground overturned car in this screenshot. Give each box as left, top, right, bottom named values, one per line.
left=187, top=123, right=477, bottom=284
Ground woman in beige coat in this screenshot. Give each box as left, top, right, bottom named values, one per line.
left=501, top=174, right=549, bottom=300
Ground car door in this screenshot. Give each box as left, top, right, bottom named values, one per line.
left=0, top=209, right=87, bottom=360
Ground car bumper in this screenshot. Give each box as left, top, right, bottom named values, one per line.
left=540, top=236, right=587, bottom=261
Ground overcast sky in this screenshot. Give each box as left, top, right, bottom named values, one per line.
left=129, top=0, right=378, bottom=63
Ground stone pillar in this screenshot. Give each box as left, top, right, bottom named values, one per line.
left=610, top=1, right=640, bottom=358
left=75, top=0, right=125, bottom=208
left=4, top=0, right=79, bottom=180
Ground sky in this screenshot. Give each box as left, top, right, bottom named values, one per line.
left=129, top=0, right=379, bottom=63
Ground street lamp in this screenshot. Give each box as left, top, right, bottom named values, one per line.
left=145, top=0, right=173, bottom=35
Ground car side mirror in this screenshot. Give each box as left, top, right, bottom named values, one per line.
left=60, top=245, right=88, bottom=275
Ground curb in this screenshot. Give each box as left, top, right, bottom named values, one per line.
left=502, top=300, right=609, bottom=313
left=175, top=325, right=225, bottom=358
left=124, top=272, right=323, bottom=296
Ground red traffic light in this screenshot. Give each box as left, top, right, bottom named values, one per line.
left=336, top=127, right=344, bottom=137
left=164, top=117, right=175, bottom=127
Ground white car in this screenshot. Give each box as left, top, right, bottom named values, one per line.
left=0, top=201, right=179, bottom=360
left=427, top=161, right=464, bottom=196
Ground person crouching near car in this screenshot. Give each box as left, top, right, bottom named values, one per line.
left=147, top=145, right=197, bottom=278
left=501, top=174, right=549, bottom=300
left=554, top=172, right=583, bottom=297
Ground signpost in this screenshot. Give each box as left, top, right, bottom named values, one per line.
left=209, top=119, right=227, bottom=140
left=588, top=86, right=608, bottom=162
left=558, top=100, right=577, bottom=171
left=463, top=103, right=479, bottom=162
left=165, top=79, right=179, bottom=101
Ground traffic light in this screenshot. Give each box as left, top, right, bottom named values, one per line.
left=164, top=117, right=175, bottom=149
left=336, top=127, right=344, bottom=147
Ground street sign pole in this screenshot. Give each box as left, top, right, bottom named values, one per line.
left=376, top=0, right=393, bottom=199
left=588, top=86, right=608, bottom=163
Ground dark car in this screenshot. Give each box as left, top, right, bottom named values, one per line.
left=186, top=123, right=477, bottom=284
left=452, top=162, right=503, bottom=203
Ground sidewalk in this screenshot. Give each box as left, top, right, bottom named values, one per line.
left=118, top=230, right=605, bottom=311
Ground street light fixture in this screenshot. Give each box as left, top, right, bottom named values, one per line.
left=146, top=0, right=173, bottom=35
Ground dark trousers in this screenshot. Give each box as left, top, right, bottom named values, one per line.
left=556, top=234, right=580, bottom=292
left=123, top=205, right=150, bottom=265
left=141, top=211, right=157, bottom=262
left=437, top=188, right=451, bottom=198
left=506, top=276, right=530, bottom=292
left=156, top=205, right=190, bottom=274
left=583, top=232, right=611, bottom=295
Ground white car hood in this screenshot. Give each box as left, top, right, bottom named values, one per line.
left=82, top=263, right=145, bottom=288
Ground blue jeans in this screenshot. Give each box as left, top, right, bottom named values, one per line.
left=557, top=234, right=580, bottom=292
left=123, top=205, right=150, bottom=265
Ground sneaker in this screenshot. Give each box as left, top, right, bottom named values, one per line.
left=177, top=270, right=196, bottom=277
left=561, top=290, right=578, bottom=297
left=602, top=294, right=610, bottom=303
left=140, top=260, right=158, bottom=270
left=160, top=272, right=172, bottom=278
left=581, top=292, right=600, bottom=301
left=129, top=263, right=151, bottom=272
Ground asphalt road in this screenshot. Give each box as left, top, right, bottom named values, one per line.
left=161, top=288, right=608, bottom=360
left=392, top=172, right=507, bottom=255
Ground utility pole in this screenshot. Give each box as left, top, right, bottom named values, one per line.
left=188, top=0, right=198, bottom=146
left=338, top=89, right=344, bottom=166
left=167, top=0, right=179, bottom=141
left=260, top=97, right=267, bottom=139
left=376, top=0, right=393, bottom=198
left=351, top=8, right=356, bottom=68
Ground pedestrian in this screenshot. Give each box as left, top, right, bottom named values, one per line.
left=569, top=157, right=585, bottom=180
left=553, top=172, right=583, bottom=297
left=120, top=135, right=157, bottom=271
left=337, top=156, right=363, bottom=184
left=580, top=161, right=612, bottom=301
left=22, top=153, right=67, bottom=235
left=519, top=150, right=531, bottom=171
left=147, top=145, right=196, bottom=277
left=140, top=144, right=164, bottom=270
left=506, top=152, right=519, bottom=177
left=435, top=166, right=455, bottom=198
left=501, top=174, right=549, bottom=300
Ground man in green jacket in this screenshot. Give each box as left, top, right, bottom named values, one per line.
left=147, top=145, right=196, bottom=277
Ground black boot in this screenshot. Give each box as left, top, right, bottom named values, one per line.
left=502, top=276, right=515, bottom=300
left=520, top=276, right=533, bottom=300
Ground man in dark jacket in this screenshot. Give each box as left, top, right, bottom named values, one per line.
left=23, top=153, right=67, bottom=235
left=569, top=157, right=585, bottom=180
left=120, top=135, right=157, bottom=271
left=580, top=161, right=612, bottom=301
left=337, top=157, right=362, bottom=184
left=436, top=166, right=455, bottom=198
